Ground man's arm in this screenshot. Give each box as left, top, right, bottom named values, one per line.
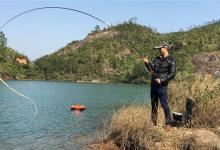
left=142, top=57, right=154, bottom=73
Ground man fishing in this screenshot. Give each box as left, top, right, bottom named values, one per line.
left=142, top=42, right=176, bottom=131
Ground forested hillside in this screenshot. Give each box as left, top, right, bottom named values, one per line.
left=35, top=20, right=220, bottom=83
left=1, top=20, right=220, bottom=83
left=0, top=32, right=40, bottom=80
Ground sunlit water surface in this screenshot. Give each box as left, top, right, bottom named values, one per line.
left=0, top=81, right=150, bottom=150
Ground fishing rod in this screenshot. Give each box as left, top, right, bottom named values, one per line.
left=0, top=6, right=145, bottom=57
left=0, top=7, right=152, bottom=117
left=119, top=35, right=154, bottom=74
left=119, top=34, right=143, bottom=57
left=0, top=7, right=109, bottom=30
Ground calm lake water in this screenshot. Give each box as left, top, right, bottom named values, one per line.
left=0, top=81, right=150, bottom=150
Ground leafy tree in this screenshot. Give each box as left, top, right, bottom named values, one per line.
left=0, top=32, right=7, bottom=50
left=128, top=17, right=137, bottom=24
left=95, top=25, right=100, bottom=31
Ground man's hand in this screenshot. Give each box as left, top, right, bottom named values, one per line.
left=155, top=78, right=161, bottom=84
left=142, top=57, right=149, bottom=64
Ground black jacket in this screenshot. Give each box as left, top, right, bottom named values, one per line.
left=145, top=56, right=176, bottom=86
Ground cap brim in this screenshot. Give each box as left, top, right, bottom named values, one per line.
left=153, top=46, right=163, bottom=50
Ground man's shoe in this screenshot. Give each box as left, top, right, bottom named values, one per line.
left=164, top=124, right=172, bottom=132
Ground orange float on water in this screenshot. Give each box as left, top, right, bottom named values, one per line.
left=70, top=104, right=86, bottom=111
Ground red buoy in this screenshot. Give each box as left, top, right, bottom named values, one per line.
left=70, top=104, right=86, bottom=111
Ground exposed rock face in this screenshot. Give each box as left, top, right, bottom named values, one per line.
left=56, top=31, right=118, bottom=56
left=180, top=129, right=219, bottom=149
left=89, top=128, right=220, bottom=150
left=155, top=128, right=220, bottom=150
left=192, top=51, right=220, bottom=76
left=15, top=56, right=28, bottom=64
left=69, top=31, right=118, bottom=52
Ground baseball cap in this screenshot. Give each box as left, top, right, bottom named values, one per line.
left=154, top=42, right=171, bottom=50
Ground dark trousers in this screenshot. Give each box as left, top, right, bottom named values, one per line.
left=150, top=84, right=172, bottom=125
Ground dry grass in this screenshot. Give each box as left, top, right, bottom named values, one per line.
left=96, top=74, right=220, bottom=150
left=169, top=74, right=220, bottom=127
left=107, top=105, right=164, bottom=150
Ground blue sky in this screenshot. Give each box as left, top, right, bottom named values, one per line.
left=0, top=0, right=220, bottom=60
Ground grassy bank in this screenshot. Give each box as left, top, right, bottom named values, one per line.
left=94, top=74, right=220, bottom=150
left=169, top=74, right=220, bottom=128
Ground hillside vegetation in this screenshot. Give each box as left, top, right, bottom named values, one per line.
left=0, top=47, right=39, bottom=80
left=0, top=31, right=40, bottom=80
left=1, top=20, right=220, bottom=83
left=34, top=20, right=220, bottom=83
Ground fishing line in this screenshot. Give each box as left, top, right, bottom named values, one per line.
left=0, top=6, right=150, bottom=118
left=0, top=78, right=38, bottom=117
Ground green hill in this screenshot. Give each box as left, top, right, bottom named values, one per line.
left=34, top=20, right=220, bottom=83
left=34, top=23, right=157, bottom=83
left=1, top=20, right=220, bottom=83
left=0, top=31, right=40, bottom=80
left=0, top=47, right=40, bottom=80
